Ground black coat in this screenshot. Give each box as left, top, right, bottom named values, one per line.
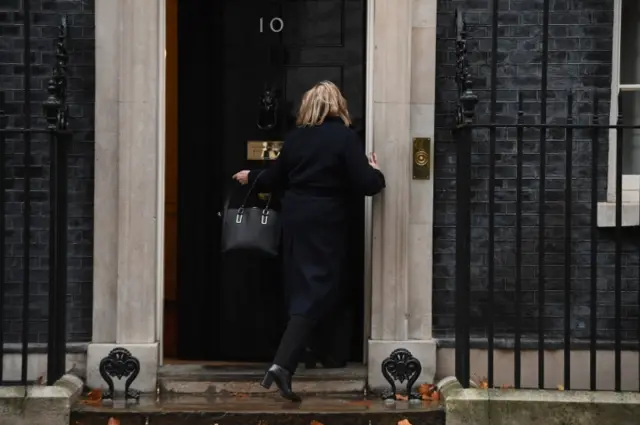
left=248, top=117, right=385, bottom=320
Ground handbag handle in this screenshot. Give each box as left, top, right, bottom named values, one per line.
left=223, top=170, right=274, bottom=224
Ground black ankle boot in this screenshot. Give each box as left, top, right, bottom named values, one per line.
left=261, top=365, right=301, bottom=402
left=319, top=356, right=347, bottom=369
left=304, top=348, right=347, bottom=369
left=304, top=348, right=318, bottom=369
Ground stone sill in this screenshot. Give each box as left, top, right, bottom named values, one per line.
left=0, top=374, right=84, bottom=425
left=442, top=385, right=640, bottom=425
left=597, top=202, right=640, bottom=227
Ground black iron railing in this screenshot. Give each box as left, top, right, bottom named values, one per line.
left=454, top=5, right=640, bottom=392
left=0, top=11, right=70, bottom=386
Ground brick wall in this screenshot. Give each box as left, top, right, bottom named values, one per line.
left=0, top=0, right=94, bottom=344
left=433, top=0, right=640, bottom=345
left=2, top=0, right=632, bottom=349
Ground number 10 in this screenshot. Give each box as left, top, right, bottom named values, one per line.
left=260, top=17, right=284, bottom=33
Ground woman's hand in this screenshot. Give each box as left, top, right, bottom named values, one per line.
left=232, top=170, right=250, bottom=185
left=368, top=152, right=380, bottom=170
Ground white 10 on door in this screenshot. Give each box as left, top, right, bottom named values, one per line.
left=259, top=17, right=284, bottom=33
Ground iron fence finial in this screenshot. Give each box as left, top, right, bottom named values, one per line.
left=43, top=16, right=69, bottom=131
left=454, top=8, right=478, bottom=127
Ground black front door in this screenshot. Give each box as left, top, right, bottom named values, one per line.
left=177, top=0, right=366, bottom=361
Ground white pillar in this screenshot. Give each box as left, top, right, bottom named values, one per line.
left=367, top=0, right=438, bottom=389
left=115, top=0, right=161, bottom=345
left=87, top=0, right=163, bottom=393
left=408, top=0, right=437, bottom=341
left=91, top=0, right=120, bottom=345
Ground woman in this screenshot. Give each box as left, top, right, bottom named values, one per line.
left=233, top=81, right=385, bottom=402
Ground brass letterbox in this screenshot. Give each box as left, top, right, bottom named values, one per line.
left=247, top=140, right=284, bottom=161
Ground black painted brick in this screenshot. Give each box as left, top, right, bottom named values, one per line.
left=433, top=0, right=640, bottom=344
left=2, top=0, right=630, bottom=348
left=0, top=0, right=94, bottom=344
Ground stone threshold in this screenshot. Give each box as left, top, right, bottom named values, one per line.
left=71, top=393, right=444, bottom=425
left=158, top=363, right=368, bottom=395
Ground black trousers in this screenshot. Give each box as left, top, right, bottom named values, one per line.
left=308, top=305, right=354, bottom=364
left=273, top=315, right=316, bottom=374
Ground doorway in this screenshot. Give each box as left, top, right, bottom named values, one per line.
left=164, top=0, right=368, bottom=363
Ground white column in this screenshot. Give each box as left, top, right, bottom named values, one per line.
left=115, top=0, right=161, bottom=345
left=367, top=0, right=437, bottom=389
left=87, top=0, right=163, bottom=393
left=408, top=0, right=437, bottom=341
left=91, top=0, right=120, bottom=344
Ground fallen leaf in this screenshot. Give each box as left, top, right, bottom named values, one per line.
left=395, top=393, right=408, bottom=401
left=500, top=384, right=512, bottom=390
left=232, top=392, right=248, bottom=398
left=417, top=383, right=441, bottom=401
left=478, top=377, right=489, bottom=389
left=35, top=376, right=45, bottom=385
left=107, top=418, right=120, bottom=425
left=347, top=400, right=373, bottom=407
left=86, top=390, right=102, bottom=401
left=557, top=385, right=564, bottom=391
left=422, top=390, right=441, bottom=401
left=418, top=383, right=435, bottom=395
left=79, top=390, right=102, bottom=406
left=398, top=419, right=412, bottom=425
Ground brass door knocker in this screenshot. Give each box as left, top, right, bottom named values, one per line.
left=257, top=87, right=279, bottom=130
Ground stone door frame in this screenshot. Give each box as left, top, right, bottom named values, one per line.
left=87, top=0, right=438, bottom=393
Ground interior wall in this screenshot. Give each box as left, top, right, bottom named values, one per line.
left=163, top=0, right=178, bottom=359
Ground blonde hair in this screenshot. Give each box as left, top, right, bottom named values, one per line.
left=296, top=81, right=352, bottom=127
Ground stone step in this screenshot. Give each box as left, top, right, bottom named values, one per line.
left=71, top=393, right=445, bottom=425
left=158, top=364, right=367, bottom=395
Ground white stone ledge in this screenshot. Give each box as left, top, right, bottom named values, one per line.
left=597, top=202, right=640, bottom=227
left=2, top=352, right=86, bottom=382
left=0, top=374, right=84, bottom=425
left=444, top=385, right=640, bottom=425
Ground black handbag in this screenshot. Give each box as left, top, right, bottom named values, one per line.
left=220, top=172, right=281, bottom=258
